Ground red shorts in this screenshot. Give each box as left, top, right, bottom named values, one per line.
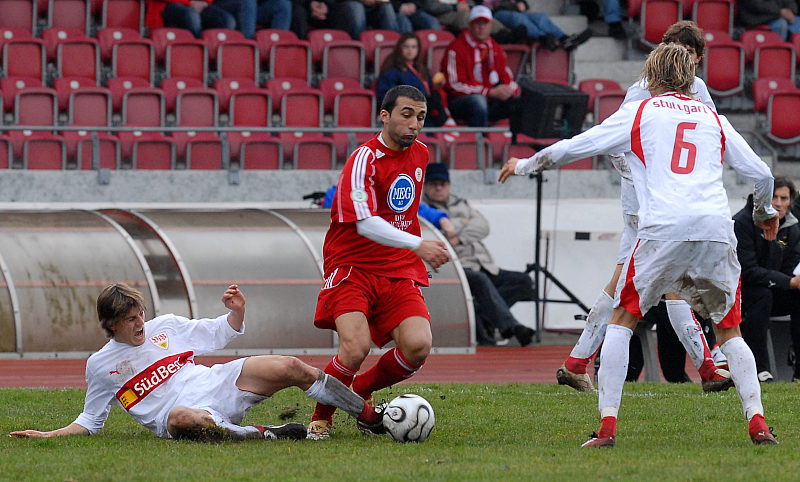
left=314, top=266, right=430, bottom=347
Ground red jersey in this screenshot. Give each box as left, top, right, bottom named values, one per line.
left=324, top=133, right=430, bottom=286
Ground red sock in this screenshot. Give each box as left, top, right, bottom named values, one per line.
left=698, top=357, right=718, bottom=382
left=565, top=356, right=591, bottom=375
left=358, top=402, right=379, bottom=425
left=352, top=348, right=421, bottom=400
left=598, top=416, right=617, bottom=437
left=311, top=355, right=358, bottom=423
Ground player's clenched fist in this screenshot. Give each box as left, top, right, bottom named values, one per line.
left=222, top=284, right=245, bottom=311
left=415, top=240, right=451, bottom=269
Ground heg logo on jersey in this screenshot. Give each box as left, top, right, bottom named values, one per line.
left=387, top=174, right=415, bottom=213
left=115, top=351, right=194, bottom=410
left=150, top=332, right=168, bottom=349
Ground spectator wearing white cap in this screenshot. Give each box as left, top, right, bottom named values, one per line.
left=440, top=5, right=521, bottom=126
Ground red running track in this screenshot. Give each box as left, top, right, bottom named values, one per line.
left=0, top=346, right=696, bottom=389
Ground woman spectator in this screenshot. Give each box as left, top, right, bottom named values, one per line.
left=375, top=32, right=450, bottom=126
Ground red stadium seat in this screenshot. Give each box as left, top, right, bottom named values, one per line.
left=279, top=132, right=336, bottom=169
left=228, top=88, right=271, bottom=127
left=766, top=91, right=800, bottom=145
left=592, top=90, right=626, bottom=124
left=700, top=39, right=744, bottom=97
left=150, top=27, right=195, bottom=59
left=2, top=38, right=45, bottom=82
left=0, top=76, right=42, bottom=111
left=237, top=135, right=282, bottom=169
left=165, top=40, right=208, bottom=84
left=119, top=131, right=175, bottom=168
left=416, top=29, right=454, bottom=63
left=448, top=133, right=492, bottom=170
left=9, top=132, right=66, bottom=169
left=266, top=78, right=323, bottom=127
left=319, top=78, right=375, bottom=127
left=639, top=0, right=682, bottom=49
left=213, top=77, right=259, bottom=112
left=752, top=78, right=798, bottom=113
left=48, top=0, right=92, bottom=34
left=160, top=77, right=205, bottom=113
left=102, top=0, right=144, bottom=34
left=171, top=131, right=222, bottom=168
left=14, top=87, right=58, bottom=126
left=175, top=88, right=219, bottom=127
left=215, top=39, right=259, bottom=81
left=501, top=44, right=529, bottom=80
left=106, top=76, right=149, bottom=111
left=702, top=29, right=732, bottom=44
left=531, top=45, right=571, bottom=85
left=372, top=43, right=395, bottom=82
left=426, top=40, right=451, bottom=78
left=578, top=78, right=623, bottom=113
left=307, top=28, right=350, bottom=65
left=418, top=133, right=444, bottom=163
left=72, top=132, right=120, bottom=169
left=67, top=87, right=112, bottom=127
left=112, top=38, right=155, bottom=83
left=97, top=27, right=141, bottom=60
left=503, top=139, right=537, bottom=163
left=268, top=40, right=312, bottom=83
left=254, top=28, right=298, bottom=63
left=121, top=87, right=164, bottom=126
left=54, top=76, right=97, bottom=109
left=0, top=0, right=36, bottom=31
left=740, top=30, right=783, bottom=64
left=202, top=28, right=244, bottom=61
left=692, top=0, right=734, bottom=36
left=321, top=40, right=365, bottom=84
left=359, top=29, right=399, bottom=77
left=754, top=43, right=795, bottom=80
left=55, top=36, right=101, bottom=82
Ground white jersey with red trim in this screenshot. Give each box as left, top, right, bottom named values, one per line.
left=324, top=133, right=430, bottom=285
left=73, top=313, right=242, bottom=437
left=515, top=92, right=775, bottom=242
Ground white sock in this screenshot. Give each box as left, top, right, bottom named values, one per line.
left=666, top=300, right=709, bottom=370
left=215, top=420, right=263, bottom=440
left=571, top=289, right=614, bottom=359
left=720, top=336, right=763, bottom=420
left=598, top=324, right=633, bottom=418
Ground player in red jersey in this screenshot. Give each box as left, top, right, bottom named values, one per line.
left=307, top=85, right=451, bottom=440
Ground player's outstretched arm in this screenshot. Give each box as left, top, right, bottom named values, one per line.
left=10, top=422, right=90, bottom=438
left=414, top=240, right=450, bottom=269
left=222, top=284, right=245, bottom=331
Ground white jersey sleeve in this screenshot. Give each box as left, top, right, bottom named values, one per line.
left=718, top=114, right=777, bottom=222
left=515, top=101, right=638, bottom=175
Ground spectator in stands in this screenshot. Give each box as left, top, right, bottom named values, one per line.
left=738, top=0, right=800, bottom=41
left=376, top=32, right=451, bottom=126
left=426, top=0, right=513, bottom=39
left=336, top=0, right=404, bottom=40
left=734, top=176, right=800, bottom=383
left=257, top=0, right=293, bottom=32
left=484, top=0, right=592, bottom=51
left=289, top=0, right=336, bottom=38
left=422, top=162, right=536, bottom=347
left=576, top=0, right=627, bottom=39
left=147, top=0, right=258, bottom=39
left=440, top=5, right=520, bottom=126
left=394, top=0, right=442, bottom=31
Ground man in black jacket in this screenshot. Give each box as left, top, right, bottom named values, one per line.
left=734, top=176, right=800, bottom=382
left=737, top=0, right=800, bottom=41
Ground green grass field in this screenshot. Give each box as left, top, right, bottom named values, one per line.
left=3, top=382, right=799, bottom=481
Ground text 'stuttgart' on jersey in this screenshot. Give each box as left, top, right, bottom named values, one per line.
left=516, top=92, right=775, bottom=243
left=73, top=313, right=242, bottom=438
left=324, top=133, right=430, bottom=285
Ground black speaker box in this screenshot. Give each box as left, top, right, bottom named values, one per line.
left=510, top=79, right=588, bottom=139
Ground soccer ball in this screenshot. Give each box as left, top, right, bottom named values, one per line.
left=382, top=393, right=435, bottom=443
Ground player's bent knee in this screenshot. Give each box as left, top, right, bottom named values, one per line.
left=167, top=406, right=214, bottom=438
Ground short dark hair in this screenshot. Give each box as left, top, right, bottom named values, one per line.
left=97, top=283, right=146, bottom=338
left=380, top=85, right=426, bottom=114
left=662, top=20, right=705, bottom=59
left=775, top=176, right=797, bottom=200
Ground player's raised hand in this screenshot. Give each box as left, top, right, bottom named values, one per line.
left=415, top=240, right=450, bottom=269
left=498, top=157, right=520, bottom=183
left=222, top=284, right=245, bottom=311
left=756, top=216, right=779, bottom=241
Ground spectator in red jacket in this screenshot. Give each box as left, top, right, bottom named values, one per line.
left=440, top=5, right=520, bottom=126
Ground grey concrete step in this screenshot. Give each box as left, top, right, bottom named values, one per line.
left=573, top=59, right=644, bottom=90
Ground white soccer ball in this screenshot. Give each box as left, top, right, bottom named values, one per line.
left=382, top=393, right=435, bottom=443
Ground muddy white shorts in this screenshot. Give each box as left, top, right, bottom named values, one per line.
left=615, top=238, right=742, bottom=327
left=158, top=358, right=267, bottom=438
left=615, top=179, right=640, bottom=265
